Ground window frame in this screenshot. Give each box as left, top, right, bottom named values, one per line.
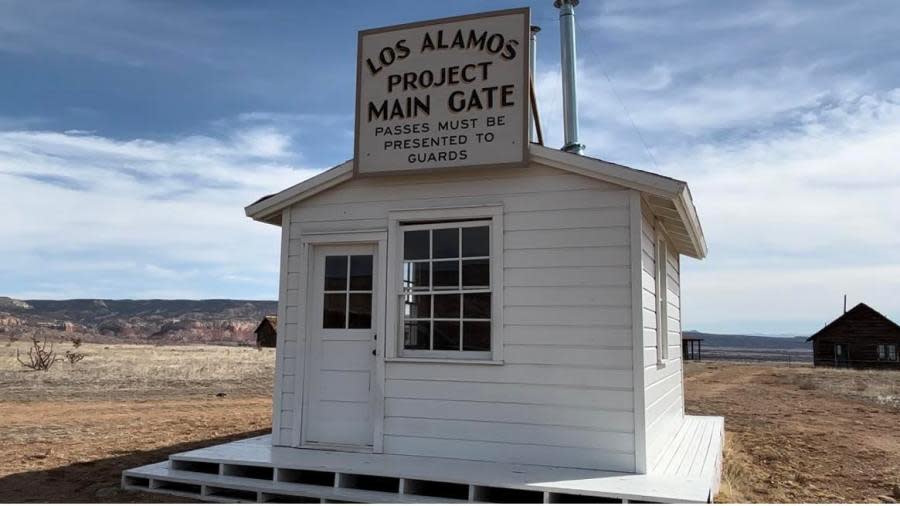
left=878, top=343, right=898, bottom=361
left=386, top=205, right=504, bottom=364
left=655, top=222, right=669, bottom=365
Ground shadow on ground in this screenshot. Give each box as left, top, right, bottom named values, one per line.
left=0, top=429, right=269, bottom=503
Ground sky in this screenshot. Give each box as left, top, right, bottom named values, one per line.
left=1, top=0, right=898, bottom=335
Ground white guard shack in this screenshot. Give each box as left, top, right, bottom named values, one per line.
left=123, top=6, right=723, bottom=504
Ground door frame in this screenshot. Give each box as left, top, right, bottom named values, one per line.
left=834, top=342, right=849, bottom=367
left=294, top=230, right=387, bottom=453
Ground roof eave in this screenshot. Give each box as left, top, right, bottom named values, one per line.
left=244, top=160, right=354, bottom=225
left=530, top=145, right=707, bottom=259
left=242, top=147, right=708, bottom=259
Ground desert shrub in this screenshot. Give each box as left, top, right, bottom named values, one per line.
left=16, top=338, right=61, bottom=371
left=65, top=350, right=85, bottom=365
left=70, top=337, right=82, bottom=348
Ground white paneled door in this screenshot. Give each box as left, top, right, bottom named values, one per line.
left=303, top=244, right=377, bottom=449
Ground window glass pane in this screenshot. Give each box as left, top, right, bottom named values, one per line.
left=432, top=228, right=459, bottom=259
left=463, top=293, right=491, bottom=319
left=403, top=294, right=431, bottom=319
left=404, top=230, right=429, bottom=260
left=432, top=260, right=459, bottom=289
left=348, top=293, right=372, bottom=329
left=462, top=226, right=489, bottom=257
left=463, top=321, right=491, bottom=351
left=323, top=293, right=346, bottom=328
left=324, top=256, right=348, bottom=291
left=433, top=321, right=460, bottom=350
left=403, top=262, right=430, bottom=290
left=462, top=259, right=490, bottom=288
left=433, top=294, right=460, bottom=318
left=349, top=255, right=373, bottom=290
left=404, top=321, right=430, bottom=349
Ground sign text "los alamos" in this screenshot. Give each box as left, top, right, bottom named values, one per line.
left=355, top=8, right=529, bottom=174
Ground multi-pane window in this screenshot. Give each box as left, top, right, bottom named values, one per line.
left=878, top=344, right=898, bottom=361
left=322, top=255, right=373, bottom=329
left=401, top=221, right=491, bottom=355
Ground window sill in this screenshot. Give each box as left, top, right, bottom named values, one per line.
left=385, top=357, right=503, bottom=366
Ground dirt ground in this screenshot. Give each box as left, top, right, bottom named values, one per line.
left=685, top=362, right=900, bottom=503
left=0, top=343, right=274, bottom=502
left=1, top=342, right=899, bottom=503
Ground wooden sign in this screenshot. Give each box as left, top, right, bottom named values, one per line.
left=354, top=8, right=530, bottom=175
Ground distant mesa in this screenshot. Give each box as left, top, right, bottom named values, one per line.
left=0, top=298, right=277, bottom=346
left=0, top=297, right=32, bottom=310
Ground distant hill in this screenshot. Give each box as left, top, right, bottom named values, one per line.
left=683, top=330, right=812, bottom=362
left=683, top=330, right=809, bottom=349
left=0, top=297, right=276, bottom=345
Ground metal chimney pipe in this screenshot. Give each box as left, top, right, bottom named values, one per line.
left=554, top=0, right=584, bottom=155
left=529, top=25, right=541, bottom=143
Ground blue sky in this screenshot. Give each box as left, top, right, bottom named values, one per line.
left=2, top=0, right=898, bottom=335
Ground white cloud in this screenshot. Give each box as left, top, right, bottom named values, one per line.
left=536, top=49, right=900, bottom=333
left=0, top=121, right=321, bottom=299
left=672, top=90, right=900, bottom=333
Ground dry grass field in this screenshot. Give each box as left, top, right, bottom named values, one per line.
left=0, top=342, right=275, bottom=502
left=685, top=362, right=900, bottom=503
left=1, top=341, right=898, bottom=503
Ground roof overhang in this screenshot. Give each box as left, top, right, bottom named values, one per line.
left=245, top=145, right=707, bottom=258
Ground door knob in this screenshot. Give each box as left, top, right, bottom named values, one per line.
left=372, top=349, right=376, bottom=356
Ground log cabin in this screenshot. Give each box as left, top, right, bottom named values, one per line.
left=808, top=303, right=900, bottom=369
left=255, top=315, right=278, bottom=348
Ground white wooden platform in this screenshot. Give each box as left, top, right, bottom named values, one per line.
left=123, top=416, right=723, bottom=504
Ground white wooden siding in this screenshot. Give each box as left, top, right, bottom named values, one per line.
left=278, top=164, right=637, bottom=472
left=639, top=200, right=685, bottom=471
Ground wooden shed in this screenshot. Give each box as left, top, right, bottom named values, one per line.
left=123, top=7, right=724, bottom=503
left=807, top=303, right=900, bottom=369
left=255, top=315, right=278, bottom=348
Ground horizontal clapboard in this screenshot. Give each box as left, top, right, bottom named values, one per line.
left=385, top=378, right=633, bottom=411
left=384, top=399, right=635, bottom=433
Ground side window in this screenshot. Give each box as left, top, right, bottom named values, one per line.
left=655, top=225, right=668, bottom=363
left=880, top=344, right=898, bottom=361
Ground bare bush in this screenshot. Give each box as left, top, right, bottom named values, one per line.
left=65, top=350, right=85, bottom=365
left=16, top=338, right=61, bottom=371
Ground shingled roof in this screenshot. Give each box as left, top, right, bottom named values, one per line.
left=807, top=303, right=900, bottom=342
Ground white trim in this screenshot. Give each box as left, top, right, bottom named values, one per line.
left=292, top=239, right=311, bottom=447
left=301, top=230, right=388, bottom=244
left=384, top=357, right=504, bottom=365
left=672, top=187, right=707, bottom=259
left=271, top=211, right=290, bottom=446
left=628, top=191, right=647, bottom=474
left=655, top=220, right=669, bottom=364
left=529, top=145, right=683, bottom=198
left=293, top=231, right=388, bottom=453
left=387, top=205, right=504, bottom=363
left=245, top=160, right=353, bottom=223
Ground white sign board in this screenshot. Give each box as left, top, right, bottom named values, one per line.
left=354, top=8, right=530, bottom=175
